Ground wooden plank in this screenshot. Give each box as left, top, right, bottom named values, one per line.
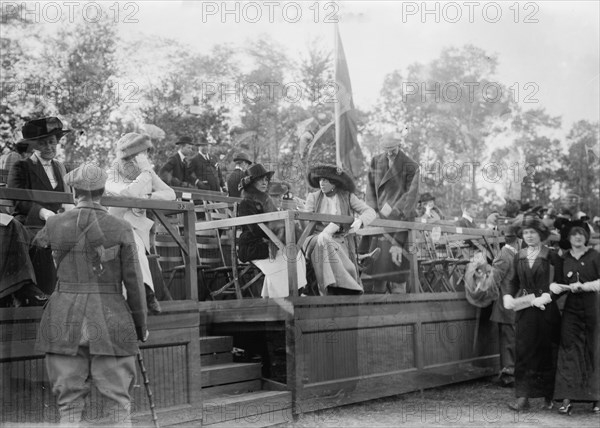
left=195, top=211, right=288, bottom=231
left=200, top=336, right=233, bottom=354
left=202, top=379, right=261, bottom=398
left=285, top=211, right=298, bottom=297
left=203, top=408, right=291, bottom=428
left=201, top=363, right=262, bottom=387
left=184, top=208, right=198, bottom=301
left=202, top=390, right=291, bottom=426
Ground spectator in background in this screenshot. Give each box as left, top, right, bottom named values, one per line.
left=227, top=152, right=252, bottom=198
left=593, top=216, right=600, bottom=233
left=486, top=211, right=501, bottom=230
left=268, top=181, right=288, bottom=210
left=188, top=134, right=226, bottom=192
left=158, top=136, right=199, bottom=188
left=456, top=199, right=479, bottom=229
left=418, top=192, right=444, bottom=221
left=0, top=139, right=30, bottom=185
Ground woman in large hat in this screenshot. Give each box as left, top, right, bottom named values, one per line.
left=301, top=164, right=376, bottom=295
left=105, top=133, right=176, bottom=314
left=504, top=217, right=563, bottom=411
left=237, top=164, right=306, bottom=298
left=418, top=192, right=444, bottom=221
left=550, top=220, right=600, bottom=415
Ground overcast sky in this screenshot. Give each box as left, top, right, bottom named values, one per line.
left=122, top=1, right=599, bottom=134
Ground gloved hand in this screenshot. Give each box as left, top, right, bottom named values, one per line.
left=570, top=281, right=583, bottom=293
left=349, top=218, right=362, bottom=234
left=579, top=280, right=600, bottom=292
left=531, top=293, right=551, bottom=310
left=136, top=327, right=149, bottom=342
left=549, top=282, right=563, bottom=294
left=503, top=295, right=516, bottom=310
left=390, top=245, right=403, bottom=266
left=39, top=208, right=56, bottom=222
left=317, top=223, right=339, bottom=246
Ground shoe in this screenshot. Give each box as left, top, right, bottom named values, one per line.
left=358, top=247, right=382, bottom=269
left=147, top=295, right=162, bottom=315
left=508, top=397, right=530, bottom=411
left=591, top=401, right=599, bottom=413
left=558, top=400, right=572, bottom=415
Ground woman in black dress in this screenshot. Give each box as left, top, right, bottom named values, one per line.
left=550, top=220, right=600, bottom=414
left=505, top=218, right=563, bottom=411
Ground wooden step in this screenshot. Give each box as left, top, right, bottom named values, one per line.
left=203, top=390, right=292, bottom=426
left=201, top=336, right=233, bottom=354
left=201, top=351, right=233, bottom=366
left=203, top=379, right=262, bottom=400
left=201, top=362, right=262, bottom=387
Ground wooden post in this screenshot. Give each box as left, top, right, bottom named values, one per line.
left=285, top=211, right=299, bottom=297
left=408, top=229, right=422, bottom=293
left=183, top=206, right=198, bottom=301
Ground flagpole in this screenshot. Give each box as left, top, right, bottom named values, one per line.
left=334, top=23, right=342, bottom=168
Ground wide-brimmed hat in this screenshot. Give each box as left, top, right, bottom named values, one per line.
left=420, top=192, right=435, bottom=203
left=268, top=181, right=288, bottom=196
left=116, top=133, right=152, bottom=159
left=239, top=163, right=275, bottom=190
left=233, top=152, right=252, bottom=164
left=307, top=164, right=355, bottom=193
left=22, top=117, right=71, bottom=141
left=175, top=136, right=197, bottom=146
left=518, top=217, right=551, bottom=241
left=561, top=219, right=590, bottom=246
left=64, top=163, right=107, bottom=191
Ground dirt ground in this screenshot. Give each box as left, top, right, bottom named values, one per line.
left=277, top=377, right=600, bottom=428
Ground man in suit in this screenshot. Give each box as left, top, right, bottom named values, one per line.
left=456, top=199, right=479, bottom=229
left=360, top=132, right=420, bottom=293
left=187, top=134, right=225, bottom=192
left=227, top=152, right=252, bottom=197
left=158, top=136, right=198, bottom=188
left=473, top=224, right=518, bottom=386
left=34, top=163, right=148, bottom=426
left=8, top=117, right=73, bottom=295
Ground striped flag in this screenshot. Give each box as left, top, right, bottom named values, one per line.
left=334, top=24, right=364, bottom=178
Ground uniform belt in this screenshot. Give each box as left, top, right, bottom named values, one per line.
left=57, top=282, right=122, bottom=294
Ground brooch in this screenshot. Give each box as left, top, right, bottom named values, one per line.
left=567, top=271, right=573, bottom=278
left=336, top=167, right=343, bottom=175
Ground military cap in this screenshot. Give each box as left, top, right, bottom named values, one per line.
left=64, top=163, right=107, bottom=191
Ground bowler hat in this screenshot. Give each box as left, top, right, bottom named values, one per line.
left=239, top=163, right=275, bottom=190
left=268, top=181, right=288, bottom=196
left=116, top=133, right=152, bottom=159
left=504, top=224, right=519, bottom=238
left=175, top=136, right=197, bottom=146
left=22, top=117, right=71, bottom=141
left=518, top=217, right=551, bottom=242
left=307, top=164, right=356, bottom=193
left=420, top=192, right=435, bottom=203
left=64, top=163, right=107, bottom=191
left=233, top=152, right=252, bottom=164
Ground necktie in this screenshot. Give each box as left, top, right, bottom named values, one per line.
left=41, top=161, right=58, bottom=188
left=387, top=155, right=395, bottom=169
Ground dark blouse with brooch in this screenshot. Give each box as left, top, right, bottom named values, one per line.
left=554, top=248, right=600, bottom=402
left=509, top=245, right=563, bottom=399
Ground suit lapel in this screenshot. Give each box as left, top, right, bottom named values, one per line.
left=29, top=157, right=53, bottom=190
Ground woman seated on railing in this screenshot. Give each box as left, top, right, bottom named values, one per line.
left=237, top=164, right=307, bottom=298
left=300, top=164, right=376, bottom=296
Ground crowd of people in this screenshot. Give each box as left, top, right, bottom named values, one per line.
left=1, top=116, right=599, bottom=422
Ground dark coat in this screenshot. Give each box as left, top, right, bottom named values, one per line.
left=159, top=153, right=192, bottom=187
left=188, top=153, right=224, bottom=192
left=488, top=245, right=517, bottom=325
left=456, top=216, right=477, bottom=229
left=7, top=156, right=70, bottom=227
left=34, top=201, right=147, bottom=356
left=365, top=150, right=419, bottom=221
left=509, top=246, right=562, bottom=399
left=227, top=168, right=245, bottom=198
left=237, top=188, right=281, bottom=263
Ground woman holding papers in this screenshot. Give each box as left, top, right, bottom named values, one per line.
left=550, top=220, right=600, bottom=415
left=503, top=218, right=563, bottom=411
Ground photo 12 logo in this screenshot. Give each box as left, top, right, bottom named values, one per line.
left=197, top=1, right=339, bottom=24
left=400, top=1, right=540, bottom=24
left=1, top=2, right=140, bottom=24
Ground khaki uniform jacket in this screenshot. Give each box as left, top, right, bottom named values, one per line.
left=487, top=245, right=517, bottom=325
left=34, top=202, right=147, bottom=356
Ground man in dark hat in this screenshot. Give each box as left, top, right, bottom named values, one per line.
left=360, top=132, right=420, bottom=293
left=268, top=181, right=288, bottom=210
left=187, top=134, right=225, bottom=192
left=227, top=152, right=252, bottom=197
left=473, top=224, right=520, bottom=386
left=7, top=117, right=72, bottom=295
left=158, top=136, right=198, bottom=188
left=33, top=163, right=148, bottom=426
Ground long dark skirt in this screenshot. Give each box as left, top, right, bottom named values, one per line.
left=554, top=292, right=600, bottom=402
left=514, top=302, right=561, bottom=398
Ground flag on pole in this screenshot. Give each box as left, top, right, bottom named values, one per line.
left=334, top=24, right=364, bottom=178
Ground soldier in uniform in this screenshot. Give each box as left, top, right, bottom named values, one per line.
left=226, top=152, right=252, bottom=198
left=188, top=135, right=225, bottom=192
left=34, top=164, right=148, bottom=426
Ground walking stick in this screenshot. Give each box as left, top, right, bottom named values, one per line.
left=137, top=351, right=160, bottom=428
